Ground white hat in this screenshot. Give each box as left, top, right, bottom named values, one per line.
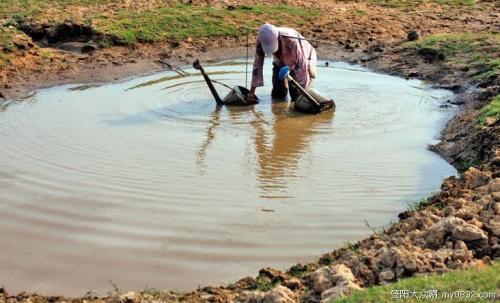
left=258, top=23, right=279, bottom=55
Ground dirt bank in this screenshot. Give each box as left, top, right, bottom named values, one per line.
left=0, top=0, right=499, bottom=302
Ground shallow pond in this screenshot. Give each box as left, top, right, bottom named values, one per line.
left=0, top=60, right=456, bottom=295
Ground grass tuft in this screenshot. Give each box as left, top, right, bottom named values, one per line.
left=336, top=0, right=475, bottom=9
left=252, top=276, right=276, bottom=292
left=478, top=95, right=500, bottom=125
left=409, top=33, right=500, bottom=84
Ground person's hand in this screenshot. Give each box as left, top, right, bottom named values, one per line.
left=278, top=65, right=290, bottom=81
left=247, top=88, right=257, bottom=104
left=247, top=87, right=257, bottom=104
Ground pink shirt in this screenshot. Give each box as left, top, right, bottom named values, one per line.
left=251, top=27, right=317, bottom=88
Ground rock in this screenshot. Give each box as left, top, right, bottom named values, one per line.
left=284, top=278, right=302, bottom=290
left=378, top=247, right=396, bottom=267
left=493, top=194, right=500, bottom=203
left=259, top=267, right=287, bottom=283
left=319, top=280, right=362, bottom=303
left=118, top=291, right=141, bottom=303
left=448, top=218, right=488, bottom=242
left=486, top=178, right=500, bottom=193
left=310, top=267, right=334, bottom=294
left=487, top=217, right=500, bottom=237
left=0, top=287, right=8, bottom=297
left=309, top=264, right=356, bottom=294
left=425, top=217, right=488, bottom=246
left=403, top=259, right=418, bottom=272
left=454, top=240, right=468, bottom=250
left=263, top=286, right=297, bottom=303
left=378, top=268, right=395, bottom=282
left=230, top=276, right=256, bottom=290
left=494, top=202, right=500, bottom=214
left=407, top=30, right=419, bottom=41
left=485, top=117, right=497, bottom=126
left=238, top=290, right=266, bottom=303
left=424, top=220, right=447, bottom=247
left=82, top=42, right=98, bottom=53
left=332, top=264, right=356, bottom=283
left=463, top=167, right=490, bottom=188
left=443, top=206, right=454, bottom=217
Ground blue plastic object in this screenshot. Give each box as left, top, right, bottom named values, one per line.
left=278, top=65, right=290, bottom=81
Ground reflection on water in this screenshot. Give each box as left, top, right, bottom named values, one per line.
left=0, top=60, right=456, bottom=296
left=196, top=100, right=334, bottom=197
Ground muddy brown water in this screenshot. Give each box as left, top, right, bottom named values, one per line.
left=0, top=60, right=456, bottom=296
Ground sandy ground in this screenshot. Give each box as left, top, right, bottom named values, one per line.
left=0, top=1, right=498, bottom=99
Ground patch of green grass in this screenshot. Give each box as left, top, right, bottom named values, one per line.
left=409, top=33, right=500, bottom=83
left=334, top=262, right=500, bottom=302
left=252, top=276, right=276, bottom=292
left=0, top=26, right=17, bottom=51
left=337, top=0, right=475, bottom=8
left=1, top=1, right=320, bottom=46
left=478, top=95, right=500, bottom=125
left=343, top=240, right=361, bottom=253
left=288, top=263, right=309, bottom=278
left=406, top=198, right=428, bottom=212
left=141, top=286, right=166, bottom=298
left=92, top=4, right=319, bottom=45
left=0, top=0, right=113, bottom=20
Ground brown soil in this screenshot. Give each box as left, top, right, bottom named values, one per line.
left=0, top=0, right=499, bottom=302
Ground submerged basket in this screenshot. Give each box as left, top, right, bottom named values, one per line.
left=222, top=86, right=259, bottom=106
left=294, top=88, right=335, bottom=114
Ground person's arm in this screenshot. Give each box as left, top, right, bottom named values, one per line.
left=248, top=40, right=265, bottom=103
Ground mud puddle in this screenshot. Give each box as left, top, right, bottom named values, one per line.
left=0, top=60, right=456, bottom=295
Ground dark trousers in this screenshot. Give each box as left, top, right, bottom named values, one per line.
left=271, top=64, right=300, bottom=101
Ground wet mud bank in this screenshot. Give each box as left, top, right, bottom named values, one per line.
left=1, top=11, right=499, bottom=303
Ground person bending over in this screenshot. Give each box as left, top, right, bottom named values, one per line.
left=247, top=23, right=317, bottom=103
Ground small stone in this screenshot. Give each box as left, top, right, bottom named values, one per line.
left=448, top=218, right=488, bottom=242
left=319, top=280, right=362, bottom=303
left=485, top=117, right=497, bottom=126
left=443, top=206, right=454, bottom=217
left=486, top=179, right=500, bottom=193
left=284, top=278, right=302, bottom=290
left=258, top=267, right=287, bottom=283
left=310, top=267, right=333, bottom=294
left=378, top=247, right=395, bottom=268
left=118, top=291, right=141, bottom=303
left=0, top=287, right=8, bottom=297
left=494, top=202, right=500, bottom=214
left=454, top=240, right=468, bottom=250
left=331, top=264, right=356, bottom=283
left=309, top=264, right=356, bottom=294
left=463, top=167, right=489, bottom=188
left=230, top=276, right=255, bottom=290
left=263, top=286, right=296, bottom=303
left=488, top=217, right=500, bottom=237
left=493, top=194, right=500, bottom=203
left=82, top=42, right=98, bottom=53
left=403, top=259, right=418, bottom=272
left=378, top=269, right=395, bottom=282
left=238, top=290, right=265, bottom=303
left=424, top=220, right=446, bottom=247
left=407, top=30, right=420, bottom=41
